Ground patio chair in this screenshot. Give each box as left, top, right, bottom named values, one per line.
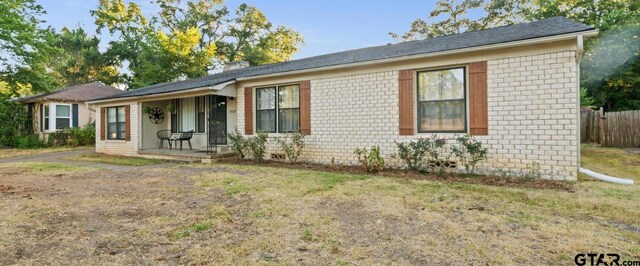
left=175, top=130, right=195, bottom=151
left=157, top=129, right=173, bottom=150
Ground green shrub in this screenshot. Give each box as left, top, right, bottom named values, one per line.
left=48, top=131, right=71, bottom=146
left=278, top=133, right=305, bottom=163
left=15, top=134, right=47, bottom=149
left=0, top=96, right=31, bottom=148
left=245, top=132, right=268, bottom=162
left=451, top=134, right=488, bottom=175
left=396, top=135, right=447, bottom=172
left=69, top=123, right=95, bottom=146
left=228, top=130, right=246, bottom=158
left=353, top=145, right=385, bottom=173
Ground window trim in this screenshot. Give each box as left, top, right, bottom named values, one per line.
left=255, top=83, right=301, bottom=133
left=53, top=103, right=72, bottom=130
left=416, top=66, right=468, bottom=133
left=196, top=96, right=206, bottom=133
left=255, top=87, right=277, bottom=133
left=106, top=106, right=126, bottom=140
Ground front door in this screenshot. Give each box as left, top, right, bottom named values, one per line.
left=208, top=95, right=227, bottom=146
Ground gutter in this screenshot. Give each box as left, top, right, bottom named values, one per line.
left=237, top=30, right=598, bottom=82
left=86, top=80, right=235, bottom=104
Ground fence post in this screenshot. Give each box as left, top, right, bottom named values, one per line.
left=599, top=107, right=605, bottom=146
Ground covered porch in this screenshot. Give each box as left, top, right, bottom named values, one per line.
left=138, top=82, right=238, bottom=155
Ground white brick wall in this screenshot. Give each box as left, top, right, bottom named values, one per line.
left=95, top=104, right=140, bottom=157
left=239, top=50, right=579, bottom=180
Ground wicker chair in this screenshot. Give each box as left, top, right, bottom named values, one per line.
left=156, top=130, right=173, bottom=150
left=175, top=130, right=195, bottom=151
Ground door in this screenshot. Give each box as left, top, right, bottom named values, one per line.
left=208, top=95, right=227, bottom=146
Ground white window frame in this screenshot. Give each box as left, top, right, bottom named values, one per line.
left=43, top=103, right=74, bottom=132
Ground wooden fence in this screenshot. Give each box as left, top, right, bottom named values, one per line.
left=581, top=108, right=640, bottom=147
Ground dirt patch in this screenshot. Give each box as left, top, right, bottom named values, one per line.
left=0, top=184, right=15, bottom=192
left=216, top=157, right=574, bottom=191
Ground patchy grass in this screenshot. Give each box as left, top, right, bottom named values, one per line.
left=580, top=143, right=640, bottom=182
left=1, top=145, right=639, bottom=265
left=65, top=153, right=163, bottom=166
left=0, top=146, right=90, bottom=159
left=0, top=162, right=94, bottom=174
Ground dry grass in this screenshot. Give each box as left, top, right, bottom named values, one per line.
left=0, top=146, right=88, bottom=159
left=0, top=145, right=638, bottom=265
left=65, top=153, right=163, bottom=166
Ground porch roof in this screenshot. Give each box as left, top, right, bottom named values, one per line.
left=88, top=17, right=595, bottom=104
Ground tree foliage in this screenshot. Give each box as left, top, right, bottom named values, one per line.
left=393, top=0, right=640, bottom=111
left=92, top=0, right=304, bottom=89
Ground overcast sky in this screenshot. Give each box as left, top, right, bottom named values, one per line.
left=39, top=0, right=484, bottom=60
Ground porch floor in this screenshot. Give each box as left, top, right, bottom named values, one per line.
left=139, top=148, right=235, bottom=160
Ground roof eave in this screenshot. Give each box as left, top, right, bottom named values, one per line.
left=237, top=29, right=597, bottom=82
left=86, top=80, right=236, bottom=105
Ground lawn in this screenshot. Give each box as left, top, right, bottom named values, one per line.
left=65, top=153, right=164, bottom=166
left=0, top=145, right=638, bottom=265
left=0, top=146, right=89, bottom=159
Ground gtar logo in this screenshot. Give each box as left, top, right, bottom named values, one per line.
left=575, top=253, right=621, bottom=266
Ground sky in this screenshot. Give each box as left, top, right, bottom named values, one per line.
left=38, top=0, right=483, bottom=60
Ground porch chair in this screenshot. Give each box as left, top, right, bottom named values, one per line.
left=157, top=130, right=173, bottom=150
left=176, top=130, right=195, bottom=151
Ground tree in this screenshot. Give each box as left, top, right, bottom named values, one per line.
left=0, top=0, right=60, bottom=96
left=46, top=27, right=122, bottom=86
left=92, top=0, right=304, bottom=89
left=390, top=0, right=527, bottom=41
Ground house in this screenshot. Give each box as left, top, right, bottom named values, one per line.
left=16, top=82, right=122, bottom=140
left=87, top=17, right=597, bottom=180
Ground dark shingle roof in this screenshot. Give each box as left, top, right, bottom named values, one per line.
left=95, top=16, right=594, bottom=101
left=16, top=82, right=123, bottom=103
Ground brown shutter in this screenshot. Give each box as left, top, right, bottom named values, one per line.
left=398, top=69, right=414, bottom=135
left=469, top=61, right=488, bottom=135
left=244, top=87, right=253, bottom=135
left=100, top=107, right=106, bottom=140
left=124, top=105, right=131, bottom=141
left=299, top=80, right=311, bottom=135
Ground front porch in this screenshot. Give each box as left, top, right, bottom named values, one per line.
left=138, top=83, right=238, bottom=157
left=138, top=148, right=235, bottom=161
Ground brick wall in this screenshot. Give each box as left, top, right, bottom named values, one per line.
left=239, top=50, right=579, bottom=180
left=95, top=104, right=139, bottom=156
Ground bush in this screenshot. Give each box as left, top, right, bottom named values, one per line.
left=15, top=134, right=47, bottom=149
left=69, top=123, right=95, bottom=146
left=451, top=134, right=488, bottom=175
left=0, top=96, right=31, bottom=148
left=228, top=130, right=246, bottom=159
left=48, top=131, right=71, bottom=146
left=278, top=133, right=305, bottom=163
left=246, top=132, right=268, bottom=162
left=396, top=135, right=447, bottom=172
left=353, top=145, right=385, bottom=173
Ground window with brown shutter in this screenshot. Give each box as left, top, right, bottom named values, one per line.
left=244, top=87, right=253, bottom=135
left=398, top=69, right=414, bottom=135
left=299, top=80, right=311, bottom=135
left=468, top=61, right=488, bottom=135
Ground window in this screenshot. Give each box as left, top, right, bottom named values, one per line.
left=55, top=104, right=71, bottom=130
left=170, top=99, right=179, bottom=133
left=256, top=84, right=300, bottom=133
left=278, top=85, right=300, bottom=132
left=43, top=105, right=49, bottom=131
left=107, top=106, right=126, bottom=140
left=197, top=96, right=206, bottom=133
left=417, top=68, right=466, bottom=132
